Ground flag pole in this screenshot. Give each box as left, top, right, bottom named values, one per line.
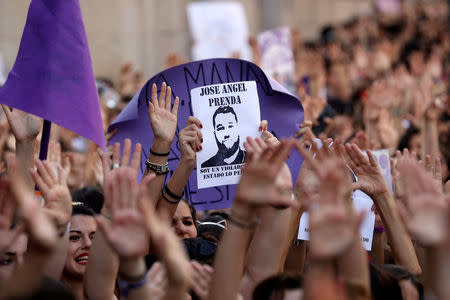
left=38, top=119, right=52, bottom=160
left=35, top=119, right=51, bottom=197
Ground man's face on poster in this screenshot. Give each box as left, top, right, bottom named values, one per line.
left=214, top=112, right=239, bottom=151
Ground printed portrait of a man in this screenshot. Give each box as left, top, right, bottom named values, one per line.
left=201, top=105, right=246, bottom=168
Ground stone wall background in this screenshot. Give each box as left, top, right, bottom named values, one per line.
left=0, top=0, right=371, bottom=82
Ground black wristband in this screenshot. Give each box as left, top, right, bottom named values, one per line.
left=161, top=189, right=181, bottom=204
left=164, top=185, right=183, bottom=200
left=149, top=148, right=170, bottom=156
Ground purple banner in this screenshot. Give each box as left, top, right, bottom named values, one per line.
left=0, top=0, right=105, bottom=149
left=109, top=58, right=303, bottom=210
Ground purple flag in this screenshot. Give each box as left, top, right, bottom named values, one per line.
left=109, top=58, right=303, bottom=210
left=0, top=0, right=105, bottom=149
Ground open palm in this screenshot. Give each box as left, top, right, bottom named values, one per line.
left=338, top=143, right=388, bottom=196
left=397, top=158, right=448, bottom=246
left=100, top=209, right=149, bottom=258
left=31, top=159, right=71, bottom=224
left=97, top=163, right=156, bottom=259
left=148, top=83, right=179, bottom=144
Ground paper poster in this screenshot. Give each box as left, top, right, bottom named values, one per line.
left=258, top=27, right=296, bottom=93
left=187, top=2, right=251, bottom=61
left=367, top=149, right=393, bottom=193
left=108, top=58, right=304, bottom=211
left=297, top=190, right=375, bottom=251
left=191, top=81, right=260, bottom=189
left=353, top=190, right=376, bottom=251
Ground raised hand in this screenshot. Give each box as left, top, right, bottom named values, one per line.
left=148, top=83, right=180, bottom=150
left=376, top=109, right=399, bottom=151
left=293, top=128, right=323, bottom=188
left=31, top=158, right=72, bottom=226
left=397, top=158, right=448, bottom=247
left=391, top=149, right=417, bottom=201
left=1, top=105, right=41, bottom=142
left=243, top=136, right=293, bottom=203
left=97, top=169, right=156, bottom=259
left=101, top=138, right=142, bottom=184
left=307, top=157, right=364, bottom=260
left=350, top=131, right=373, bottom=151
left=8, top=159, right=58, bottom=252
left=243, top=136, right=268, bottom=157
left=423, top=154, right=443, bottom=193
left=178, top=116, right=203, bottom=166
left=336, top=142, right=389, bottom=196
left=235, top=138, right=296, bottom=208
left=139, top=188, right=192, bottom=290
left=47, top=140, right=71, bottom=177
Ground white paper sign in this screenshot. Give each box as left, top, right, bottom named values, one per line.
left=258, top=27, right=295, bottom=93
left=366, top=149, right=393, bottom=193
left=187, top=2, right=251, bottom=61
left=297, top=190, right=375, bottom=251
left=191, top=81, right=260, bottom=189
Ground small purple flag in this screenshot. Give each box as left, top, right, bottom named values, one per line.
left=109, top=58, right=303, bottom=210
left=0, top=0, right=105, bottom=149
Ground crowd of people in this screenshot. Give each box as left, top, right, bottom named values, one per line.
left=0, top=1, right=449, bottom=299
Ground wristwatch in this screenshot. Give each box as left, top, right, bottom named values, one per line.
left=145, top=159, right=169, bottom=175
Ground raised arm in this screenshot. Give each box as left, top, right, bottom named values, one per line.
left=97, top=164, right=191, bottom=300
left=145, top=82, right=179, bottom=207
left=141, top=190, right=192, bottom=300
left=96, top=169, right=153, bottom=300
left=1, top=105, right=41, bottom=189
left=0, top=160, right=59, bottom=299
left=30, top=155, right=72, bottom=279
left=156, top=116, right=202, bottom=224
left=338, top=143, right=421, bottom=275
left=84, top=139, right=142, bottom=300
left=418, top=80, right=441, bottom=158
left=208, top=139, right=296, bottom=300
left=299, top=139, right=370, bottom=299
left=396, top=156, right=449, bottom=299
left=303, top=154, right=359, bottom=300
left=240, top=135, right=302, bottom=299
